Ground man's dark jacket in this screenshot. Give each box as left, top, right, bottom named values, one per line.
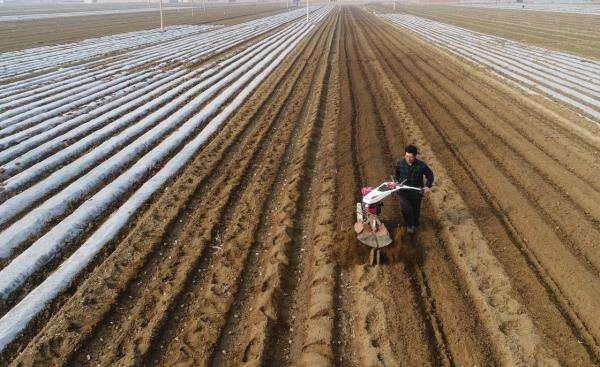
left=395, top=159, right=434, bottom=189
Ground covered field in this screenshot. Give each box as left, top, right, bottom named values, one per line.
left=0, top=4, right=599, bottom=366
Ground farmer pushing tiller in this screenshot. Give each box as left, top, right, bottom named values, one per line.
left=354, top=145, right=434, bottom=265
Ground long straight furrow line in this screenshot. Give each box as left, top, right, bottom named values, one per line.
left=0, top=15, right=312, bottom=296
left=293, top=18, right=342, bottom=366
left=347, top=8, right=557, bottom=365
left=379, top=13, right=600, bottom=121
left=348, top=12, right=461, bottom=366
left=2, top=4, right=598, bottom=365
left=0, top=13, right=313, bottom=164
left=0, top=7, right=311, bottom=86
left=365, top=12, right=600, bottom=356
left=0, top=6, right=187, bottom=22
left=0, top=7, right=316, bottom=137
left=0, top=5, right=287, bottom=54
left=259, top=11, right=337, bottom=365
left=1, top=23, right=244, bottom=94
left=426, top=10, right=600, bottom=43
left=427, top=9, right=600, bottom=40
left=0, top=19, right=305, bottom=219
left=332, top=8, right=426, bottom=366
left=0, top=7, right=326, bottom=162
left=164, top=10, right=333, bottom=363
left=359, top=9, right=599, bottom=364
left=201, top=12, right=338, bottom=367
left=70, top=12, right=336, bottom=367
left=384, top=6, right=600, bottom=59
left=336, top=9, right=459, bottom=366
left=69, top=22, right=329, bottom=367
left=335, top=12, right=408, bottom=365
left=293, top=80, right=340, bottom=364
left=0, top=7, right=320, bottom=140
left=0, top=9, right=331, bottom=365
left=457, top=3, right=600, bottom=15
left=0, top=7, right=334, bottom=360
left=374, top=16, right=600, bottom=277
left=0, top=68, right=188, bottom=171
left=0, top=25, right=219, bottom=80
left=0, top=27, right=300, bottom=179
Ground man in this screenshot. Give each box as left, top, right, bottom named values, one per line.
left=395, top=145, right=434, bottom=234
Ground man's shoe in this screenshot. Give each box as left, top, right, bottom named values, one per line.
left=406, top=226, right=415, bottom=234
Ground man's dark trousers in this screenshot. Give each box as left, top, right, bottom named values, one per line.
left=398, top=191, right=422, bottom=228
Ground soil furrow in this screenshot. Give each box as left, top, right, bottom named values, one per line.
left=351, top=9, right=562, bottom=365
left=3, top=5, right=598, bottom=366
left=2, top=17, right=320, bottom=365
left=370, top=39, right=600, bottom=274
left=140, top=15, right=337, bottom=366
left=260, top=12, right=338, bottom=365
left=195, top=14, right=338, bottom=367
left=0, top=54, right=276, bottom=316
left=348, top=10, right=489, bottom=366
left=390, top=52, right=600, bottom=277
left=374, top=30, right=600, bottom=350
left=358, top=10, right=589, bottom=359
left=331, top=8, right=440, bottom=366
left=291, top=15, right=346, bottom=367
left=373, top=4, right=600, bottom=58
left=0, top=4, right=286, bottom=53
left=400, top=37, right=600, bottom=194
left=367, top=15, right=600, bottom=224
left=355, top=19, right=472, bottom=365
left=74, top=20, right=329, bottom=367
left=336, top=9, right=409, bottom=365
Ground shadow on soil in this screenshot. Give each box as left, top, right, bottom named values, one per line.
left=343, top=216, right=427, bottom=268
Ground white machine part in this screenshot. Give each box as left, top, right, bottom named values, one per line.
left=355, top=180, right=422, bottom=265
left=361, top=181, right=421, bottom=205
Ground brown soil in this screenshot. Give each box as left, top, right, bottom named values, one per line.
left=368, top=2, right=600, bottom=59
left=2, top=5, right=599, bottom=366
left=0, top=3, right=288, bottom=52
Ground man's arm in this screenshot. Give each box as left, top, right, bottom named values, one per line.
left=395, top=161, right=406, bottom=183
left=423, top=163, right=434, bottom=188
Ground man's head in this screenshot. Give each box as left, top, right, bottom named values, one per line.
left=404, top=145, right=418, bottom=166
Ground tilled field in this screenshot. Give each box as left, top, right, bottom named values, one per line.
left=0, top=3, right=287, bottom=52
left=1, top=5, right=600, bottom=366
left=369, top=3, right=600, bottom=59
left=377, top=13, right=600, bottom=120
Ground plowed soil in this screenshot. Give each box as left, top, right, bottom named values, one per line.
left=3, top=5, right=600, bottom=366
left=368, top=2, right=600, bottom=59
left=0, top=3, right=287, bottom=52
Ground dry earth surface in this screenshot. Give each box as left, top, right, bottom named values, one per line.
left=368, top=2, right=600, bottom=59
left=2, top=5, right=600, bottom=366
left=0, top=2, right=288, bottom=52
left=0, top=2, right=180, bottom=16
